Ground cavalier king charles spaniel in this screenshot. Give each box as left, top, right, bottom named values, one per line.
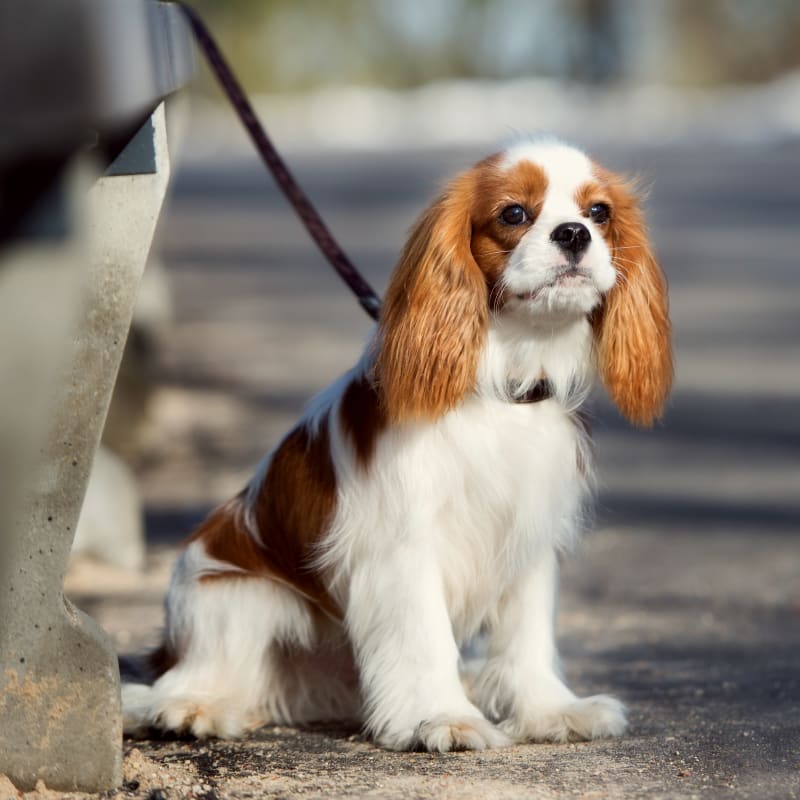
left=123, top=138, right=672, bottom=751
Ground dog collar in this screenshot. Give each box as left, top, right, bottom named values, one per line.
left=510, top=379, right=554, bottom=404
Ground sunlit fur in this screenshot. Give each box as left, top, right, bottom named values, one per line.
left=122, top=138, right=671, bottom=751
left=590, top=168, right=672, bottom=426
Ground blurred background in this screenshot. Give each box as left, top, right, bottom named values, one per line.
left=62, top=0, right=799, bottom=764
left=178, top=0, right=800, bottom=152
left=94, top=0, right=800, bottom=512
left=46, top=0, right=798, bottom=789
left=191, top=0, right=800, bottom=89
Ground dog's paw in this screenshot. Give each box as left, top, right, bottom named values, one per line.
left=502, top=694, right=628, bottom=743
left=152, top=696, right=255, bottom=739
left=562, top=695, right=628, bottom=740
left=413, top=714, right=512, bottom=752
left=121, top=683, right=155, bottom=737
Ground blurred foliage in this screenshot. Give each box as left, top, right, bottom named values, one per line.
left=670, top=0, right=800, bottom=85
left=185, top=0, right=800, bottom=94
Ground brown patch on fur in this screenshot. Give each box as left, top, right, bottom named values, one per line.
left=189, top=415, right=341, bottom=619
left=197, top=571, right=265, bottom=583
left=339, top=373, right=387, bottom=466
left=374, top=156, right=550, bottom=422
left=190, top=499, right=268, bottom=573
left=589, top=166, right=673, bottom=426
left=374, top=168, right=490, bottom=423
left=471, top=159, right=549, bottom=309
left=573, top=180, right=614, bottom=219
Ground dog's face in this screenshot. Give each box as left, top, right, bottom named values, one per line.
left=470, top=142, right=618, bottom=322
left=376, top=139, right=673, bottom=427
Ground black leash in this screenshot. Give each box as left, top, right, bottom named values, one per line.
left=179, top=3, right=383, bottom=321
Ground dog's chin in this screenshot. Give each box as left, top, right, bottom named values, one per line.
left=507, top=276, right=602, bottom=321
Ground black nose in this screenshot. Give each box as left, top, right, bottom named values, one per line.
left=550, top=222, right=591, bottom=255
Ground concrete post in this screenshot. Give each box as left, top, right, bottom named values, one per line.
left=0, top=103, right=170, bottom=792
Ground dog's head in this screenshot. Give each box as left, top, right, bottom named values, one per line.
left=375, top=139, right=672, bottom=426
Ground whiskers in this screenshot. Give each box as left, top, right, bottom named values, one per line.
left=489, top=273, right=512, bottom=313
left=475, top=247, right=514, bottom=258
left=611, top=247, right=644, bottom=278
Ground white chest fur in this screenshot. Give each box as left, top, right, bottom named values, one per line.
left=419, top=397, right=589, bottom=639
left=325, top=391, right=591, bottom=644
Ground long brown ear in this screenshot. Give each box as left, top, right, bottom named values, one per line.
left=373, top=174, right=488, bottom=424
left=594, top=176, right=673, bottom=427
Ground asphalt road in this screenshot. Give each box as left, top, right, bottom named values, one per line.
left=71, top=136, right=800, bottom=799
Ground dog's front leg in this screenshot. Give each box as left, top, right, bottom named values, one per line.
left=474, top=546, right=628, bottom=743
left=346, top=544, right=509, bottom=752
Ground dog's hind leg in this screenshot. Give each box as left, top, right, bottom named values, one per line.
left=122, top=541, right=322, bottom=738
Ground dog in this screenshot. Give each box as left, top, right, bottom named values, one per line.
left=123, top=138, right=672, bottom=751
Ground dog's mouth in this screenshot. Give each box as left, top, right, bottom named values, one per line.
left=514, top=267, right=594, bottom=301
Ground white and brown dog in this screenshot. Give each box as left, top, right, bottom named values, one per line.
left=123, top=138, right=672, bottom=752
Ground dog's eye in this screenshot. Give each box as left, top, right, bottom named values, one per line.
left=499, top=205, right=528, bottom=226
left=589, top=203, right=611, bottom=224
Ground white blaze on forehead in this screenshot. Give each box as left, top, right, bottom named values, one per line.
left=496, top=138, right=617, bottom=312
left=501, top=140, right=594, bottom=202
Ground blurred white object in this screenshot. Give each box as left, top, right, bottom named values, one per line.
left=73, top=445, right=145, bottom=570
